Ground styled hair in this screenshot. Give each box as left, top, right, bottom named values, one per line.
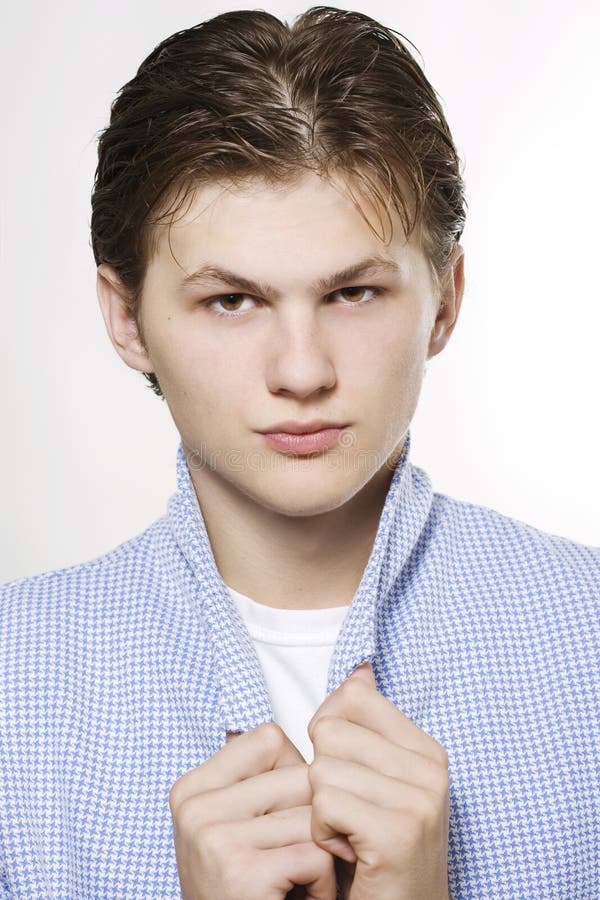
left=90, top=6, right=467, bottom=398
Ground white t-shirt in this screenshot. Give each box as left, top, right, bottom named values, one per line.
left=226, top=585, right=350, bottom=763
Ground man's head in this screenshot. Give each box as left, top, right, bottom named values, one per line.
left=93, top=7, right=466, bottom=515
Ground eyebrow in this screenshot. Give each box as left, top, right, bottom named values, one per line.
left=179, top=254, right=404, bottom=299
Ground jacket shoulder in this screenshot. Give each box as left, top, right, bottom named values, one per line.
left=428, top=489, right=599, bottom=585
left=0, top=515, right=170, bottom=618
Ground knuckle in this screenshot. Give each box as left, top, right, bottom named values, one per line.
left=169, top=761, right=210, bottom=815
left=256, top=721, right=286, bottom=753
left=197, top=819, right=229, bottom=857
left=168, top=778, right=185, bottom=815
left=429, top=762, right=450, bottom=798
left=307, top=754, right=332, bottom=787
left=289, top=840, right=336, bottom=881
left=389, top=791, right=443, bottom=849
left=402, top=790, right=442, bottom=837
left=311, top=781, right=335, bottom=815
left=432, top=741, right=449, bottom=769
left=311, top=715, right=336, bottom=744
left=173, top=794, right=202, bottom=835
left=393, top=808, right=425, bottom=850
left=421, top=789, right=443, bottom=826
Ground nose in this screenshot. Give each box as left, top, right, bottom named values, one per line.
left=265, top=306, right=336, bottom=399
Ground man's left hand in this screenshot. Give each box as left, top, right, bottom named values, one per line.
left=307, top=661, right=450, bottom=900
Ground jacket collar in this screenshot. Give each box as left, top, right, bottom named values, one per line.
left=167, top=429, right=432, bottom=733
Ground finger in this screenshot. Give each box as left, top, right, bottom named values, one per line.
left=263, top=841, right=338, bottom=900
left=308, top=673, right=447, bottom=764
left=178, top=764, right=312, bottom=826
left=310, top=718, right=448, bottom=792
left=239, top=804, right=357, bottom=864
left=196, top=816, right=338, bottom=900
left=309, top=754, right=446, bottom=814
left=310, top=782, right=400, bottom=861
left=170, top=722, right=304, bottom=811
left=230, top=803, right=314, bottom=850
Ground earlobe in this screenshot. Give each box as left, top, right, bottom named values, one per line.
left=96, top=263, right=155, bottom=374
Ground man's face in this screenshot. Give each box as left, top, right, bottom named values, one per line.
left=134, top=170, right=448, bottom=516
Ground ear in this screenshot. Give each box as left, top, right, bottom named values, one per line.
left=427, top=243, right=465, bottom=359
left=96, top=263, right=155, bottom=374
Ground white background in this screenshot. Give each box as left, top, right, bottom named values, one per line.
left=1, top=0, right=598, bottom=583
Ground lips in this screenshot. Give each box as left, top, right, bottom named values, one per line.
left=260, top=419, right=348, bottom=435
left=260, top=426, right=347, bottom=455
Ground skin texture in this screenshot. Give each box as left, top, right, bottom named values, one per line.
left=168, top=662, right=450, bottom=899
left=96, top=169, right=463, bottom=895
left=97, top=170, right=464, bottom=613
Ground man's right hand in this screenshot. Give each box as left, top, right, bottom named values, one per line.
left=169, top=722, right=338, bottom=900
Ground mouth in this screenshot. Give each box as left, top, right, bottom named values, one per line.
left=260, top=426, right=347, bottom=455
left=259, top=419, right=348, bottom=435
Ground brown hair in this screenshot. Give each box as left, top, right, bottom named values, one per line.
left=90, top=6, right=467, bottom=398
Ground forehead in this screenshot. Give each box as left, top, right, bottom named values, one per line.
left=149, top=169, right=419, bottom=262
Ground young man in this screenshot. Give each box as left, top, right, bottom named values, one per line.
left=1, top=7, right=598, bottom=899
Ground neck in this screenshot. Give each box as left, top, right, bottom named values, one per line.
left=187, top=460, right=398, bottom=611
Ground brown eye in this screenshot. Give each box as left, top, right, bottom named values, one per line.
left=339, top=287, right=369, bottom=302
left=216, top=294, right=245, bottom=311
left=333, top=286, right=382, bottom=305
left=204, top=294, right=258, bottom=317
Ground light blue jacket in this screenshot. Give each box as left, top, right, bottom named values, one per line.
left=1, top=432, right=598, bottom=898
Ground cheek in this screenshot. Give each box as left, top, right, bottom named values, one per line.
left=148, top=321, right=263, bottom=421
left=146, top=320, right=220, bottom=390
left=347, top=310, right=428, bottom=387
left=349, top=314, right=430, bottom=442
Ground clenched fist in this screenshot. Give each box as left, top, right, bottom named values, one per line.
left=169, top=722, right=338, bottom=900
left=169, top=660, right=451, bottom=900
left=307, top=661, right=450, bottom=900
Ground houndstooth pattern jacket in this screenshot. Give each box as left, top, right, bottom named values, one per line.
left=1, top=430, right=598, bottom=898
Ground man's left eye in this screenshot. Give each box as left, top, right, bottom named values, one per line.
left=334, top=286, right=382, bottom=304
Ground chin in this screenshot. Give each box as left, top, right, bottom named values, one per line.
left=247, top=471, right=370, bottom=517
